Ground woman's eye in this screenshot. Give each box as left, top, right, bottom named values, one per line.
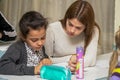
left=76, top=27, right=81, bottom=30
left=69, top=22, right=73, bottom=27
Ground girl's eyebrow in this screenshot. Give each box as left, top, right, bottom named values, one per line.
left=29, top=33, right=46, bottom=38
left=29, top=35, right=46, bottom=42
left=30, top=35, right=46, bottom=39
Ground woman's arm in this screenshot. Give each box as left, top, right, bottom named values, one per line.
left=45, top=26, right=54, bottom=59
left=45, top=25, right=72, bottom=63
left=50, top=55, right=72, bottom=64
left=84, top=27, right=99, bottom=67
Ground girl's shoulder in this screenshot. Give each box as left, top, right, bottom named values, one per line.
left=110, top=75, right=120, bottom=80
left=8, top=40, right=25, bottom=49
left=110, top=64, right=120, bottom=80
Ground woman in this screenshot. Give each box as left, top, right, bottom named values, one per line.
left=45, top=0, right=100, bottom=72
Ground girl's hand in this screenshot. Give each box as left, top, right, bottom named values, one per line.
left=34, top=58, right=52, bottom=74
left=41, top=58, right=52, bottom=65
left=34, top=62, right=43, bottom=74
left=68, top=54, right=77, bottom=72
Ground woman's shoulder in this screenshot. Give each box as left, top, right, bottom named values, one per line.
left=49, top=21, right=61, bottom=26
left=47, top=21, right=62, bottom=31
left=93, top=26, right=99, bottom=34
left=48, top=21, right=62, bottom=29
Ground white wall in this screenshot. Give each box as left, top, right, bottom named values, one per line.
left=114, top=0, right=120, bottom=33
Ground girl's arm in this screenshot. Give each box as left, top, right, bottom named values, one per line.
left=0, top=42, right=34, bottom=75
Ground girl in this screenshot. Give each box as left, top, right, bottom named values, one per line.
left=109, top=28, right=120, bottom=80
left=0, top=11, right=52, bottom=75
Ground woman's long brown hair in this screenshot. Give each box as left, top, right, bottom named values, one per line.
left=60, top=0, right=100, bottom=54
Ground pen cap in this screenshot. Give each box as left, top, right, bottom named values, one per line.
left=76, top=46, right=84, bottom=58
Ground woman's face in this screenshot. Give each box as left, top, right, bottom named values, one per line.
left=66, top=18, right=85, bottom=37
left=25, top=27, right=46, bottom=51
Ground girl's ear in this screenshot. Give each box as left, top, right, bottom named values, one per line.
left=19, top=33, right=26, bottom=41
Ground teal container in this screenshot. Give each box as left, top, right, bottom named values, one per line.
left=40, top=65, right=71, bottom=80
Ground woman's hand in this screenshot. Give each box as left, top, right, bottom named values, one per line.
left=68, top=54, right=77, bottom=72
left=41, top=58, right=52, bottom=65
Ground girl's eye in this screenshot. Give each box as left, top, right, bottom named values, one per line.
left=41, top=37, right=45, bottom=40
left=29, top=36, right=46, bottom=42
left=30, top=38, right=39, bottom=42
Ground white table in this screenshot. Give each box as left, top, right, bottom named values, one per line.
left=0, top=43, right=10, bottom=51
left=0, top=67, right=108, bottom=80
left=0, top=50, right=112, bottom=80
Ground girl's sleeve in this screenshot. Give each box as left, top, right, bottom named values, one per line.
left=42, top=46, right=49, bottom=58
left=110, top=75, right=120, bottom=80
left=84, top=27, right=99, bottom=67
left=0, top=43, right=34, bottom=75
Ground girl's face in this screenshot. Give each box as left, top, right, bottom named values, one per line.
left=66, top=18, right=85, bottom=37
left=25, top=27, right=46, bottom=51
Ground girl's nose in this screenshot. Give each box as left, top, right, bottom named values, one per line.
left=37, top=40, right=43, bottom=46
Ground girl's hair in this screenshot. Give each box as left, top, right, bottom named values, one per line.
left=60, top=0, right=100, bottom=53
left=19, top=11, right=48, bottom=40
left=109, top=28, right=120, bottom=77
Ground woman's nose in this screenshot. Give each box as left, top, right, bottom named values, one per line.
left=70, top=27, right=76, bottom=33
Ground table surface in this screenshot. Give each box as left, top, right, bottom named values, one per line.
left=0, top=67, right=108, bottom=80
left=0, top=44, right=10, bottom=51
left=0, top=62, right=109, bottom=80
left=0, top=44, right=111, bottom=80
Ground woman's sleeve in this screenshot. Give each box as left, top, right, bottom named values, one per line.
left=49, top=55, right=72, bottom=64
left=84, top=27, right=99, bottom=67
left=0, top=43, right=34, bottom=75
left=45, top=26, right=55, bottom=59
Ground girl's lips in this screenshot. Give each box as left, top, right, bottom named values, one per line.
left=35, top=46, right=42, bottom=50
